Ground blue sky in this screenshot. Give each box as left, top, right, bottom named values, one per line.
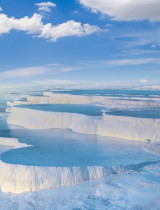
left=0, top=0, right=160, bottom=88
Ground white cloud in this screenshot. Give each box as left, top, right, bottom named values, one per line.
left=0, top=7, right=2, bottom=12
left=77, top=58, right=160, bottom=69
left=0, top=64, right=80, bottom=79
left=79, top=0, right=160, bottom=21
left=121, top=49, right=160, bottom=56
left=104, top=58, right=160, bottom=66
left=39, top=20, right=100, bottom=41
left=0, top=66, right=48, bottom=79
left=0, top=12, right=99, bottom=40
left=35, top=1, right=56, bottom=12
left=0, top=13, right=43, bottom=35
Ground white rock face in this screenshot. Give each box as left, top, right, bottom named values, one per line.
left=0, top=137, right=29, bottom=149
left=7, top=100, right=28, bottom=108
left=7, top=106, right=160, bottom=141
left=27, top=93, right=160, bottom=109
left=0, top=161, right=122, bottom=194
left=27, top=96, right=49, bottom=104
left=7, top=107, right=100, bottom=134
left=97, top=114, right=160, bottom=141
left=49, top=94, right=93, bottom=104
left=0, top=137, right=125, bottom=193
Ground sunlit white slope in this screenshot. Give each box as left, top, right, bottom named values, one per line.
left=0, top=137, right=126, bottom=193
left=7, top=106, right=160, bottom=141
left=7, top=107, right=100, bottom=134
left=98, top=114, right=160, bottom=141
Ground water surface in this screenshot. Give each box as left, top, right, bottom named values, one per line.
left=1, top=129, right=159, bottom=167
left=107, top=110, right=160, bottom=119
left=17, top=104, right=106, bottom=116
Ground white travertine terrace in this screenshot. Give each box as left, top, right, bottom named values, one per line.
left=7, top=101, right=28, bottom=106
left=7, top=107, right=100, bottom=134
left=2, top=92, right=160, bottom=194
left=98, top=114, right=160, bottom=141
left=7, top=92, right=160, bottom=110
left=7, top=106, right=160, bottom=141
left=27, top=96, right=49, bottom=104
left=43, top=91, right=160, bottom=101
left=26, top=93, right=160, bottom=109
left=0, top=137, right=127, bottom=193
left=0, top=137, right=29, bottom=149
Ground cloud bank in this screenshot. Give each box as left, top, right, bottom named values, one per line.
left=0, top=12, right=99, bottom=41
left=79, top=0, right=160, bottom=21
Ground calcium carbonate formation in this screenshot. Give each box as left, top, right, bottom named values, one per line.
left=0, top=137, right=129, bottom=193
left=7, top=92, right=160, bottom=109
left=7, top=106, right=160, bottom=141
left=6, top=92, right=160, bottom=141
left=1, top=92, right=160, bottom=193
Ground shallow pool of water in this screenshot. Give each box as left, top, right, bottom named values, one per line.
left=16, top=104, right=106, bottom=116
left=1, top=129, right=159, bottom=167
left=107, top=109, right=160, bottom=119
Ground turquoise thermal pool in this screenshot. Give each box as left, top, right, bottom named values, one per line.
left=16, top=104, right=107, bottom=116
left=1, top=129, right=159, bottom=167
left=107, top=110, right=160, bottom=119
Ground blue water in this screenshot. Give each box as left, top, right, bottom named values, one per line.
left=17, top=104, right=106, bottom=116
left=1, top=129, right=159, bottom=167
left=107, top=110, right=160, bottom=119
left=52, top=89, right=160, bottom=97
